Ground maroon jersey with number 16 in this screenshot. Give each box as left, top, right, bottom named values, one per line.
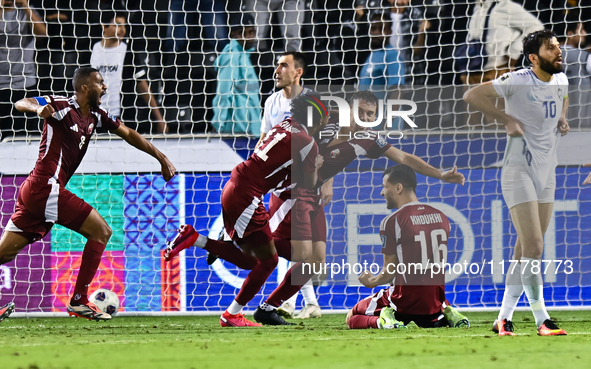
left=380, top=201, right=450, bottom=315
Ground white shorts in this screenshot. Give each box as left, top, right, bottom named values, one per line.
left=501, top=163, right=556, bottom=209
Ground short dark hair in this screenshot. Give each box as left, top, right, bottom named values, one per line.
left=73, top=67, right=100, bottom=92
left=100, top=11, right=127, bottom=25
left=229, top=13, right=255, bottom=35
left=290, top=90, right=326, bottom=127
left=282, top=52, right=308, bottom=76
left=347, top=90, right=379, bottom=106
left=523, top=29, right=557, bottom=61
left=383, top=165, right=417, bottom=193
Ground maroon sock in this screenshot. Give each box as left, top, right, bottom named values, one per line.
left=273, top=238, right=292, bottom=260
left=235, top=253, right=278, bottom=306
left=347, top=315, right=379, bottom=329
left=71, top=240, right=106, bottom=305
left=204, top=239, right=258, bottom=270
left=266, top=262, right=312, bottom=307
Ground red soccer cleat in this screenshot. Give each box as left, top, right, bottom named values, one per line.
left=220, top=311, right=262, bottom=327
left=0, top=302, right=15, bottom=323
left=164, top=224, right=199, bottom=262
left=495, top=319, right=516, bottom=336
left=537, top=319, right=567, bottom=336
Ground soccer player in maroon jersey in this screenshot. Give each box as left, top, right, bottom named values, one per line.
left=346, top=164, right=469, bottom=329
left=164, top=92, right=327, bottom=327
left=0, top=67, right=176, bottom=321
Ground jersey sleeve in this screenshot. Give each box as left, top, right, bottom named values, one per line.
left=300, top=137, right=319, bottom=174
left=492, top=72, right=518, bottom=98
left=98, top=108, right=122, bottom=131
left=364, top=132, right=392, bottom=159
left=380, top=214, right=401, bottom=255
left=260, top=98, right=273, bottom=134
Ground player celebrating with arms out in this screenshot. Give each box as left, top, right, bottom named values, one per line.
left=347, top=165, right=466, bottom=329
left=0, top=67, right=176, bottom=322
left=464, top=30, right=569, bottom=336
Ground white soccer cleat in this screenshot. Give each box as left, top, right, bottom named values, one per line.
left=276, top=301, right=296, bottom=319
left=294, top=304, right=322, bottom=319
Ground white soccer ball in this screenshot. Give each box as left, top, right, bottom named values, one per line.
left=89, top=288, right=120, bottom=316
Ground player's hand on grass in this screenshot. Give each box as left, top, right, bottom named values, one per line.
left=557, top=117, right=570, bottom=136
left=36, top=104, right=55, bottom=119
left=505, top=117, right=524, bottom=137
left=583, top=163, right=591, bottom=185
left=358, top=271, right=377, bottom=289
left=441, top=166, right=465, bottom=186
left=160, top=157, right=176, bottom=181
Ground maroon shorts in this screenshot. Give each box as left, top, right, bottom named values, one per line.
left=221, top=178, right=272, bottom=245
left=351, top=285, right=446, bottom=328
left=269, top=194, right=326, bottom=242
left=7, top=178, right=94, bottom=243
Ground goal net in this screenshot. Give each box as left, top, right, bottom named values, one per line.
left=0, top=0, right=590, bottom=315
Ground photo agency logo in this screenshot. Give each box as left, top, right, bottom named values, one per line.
left=305, top=94, right=418, bottom=140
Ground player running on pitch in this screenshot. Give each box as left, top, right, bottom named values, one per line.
left=0, top=67, right=176, bottom=322
left=347, top=165, right=467, bottom=329
left=164, top=92, right=327, bottom=327
left=464, top=30, right=569, bottom=336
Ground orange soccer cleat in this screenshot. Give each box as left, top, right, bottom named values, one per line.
left=220, top=311, right=262, bottom=327
left=537, top=319, right=567, bottom=336
left=164, top=224, right=199, bottom=261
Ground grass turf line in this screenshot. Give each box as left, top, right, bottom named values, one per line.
left=1, top=311, right=590, bottom=369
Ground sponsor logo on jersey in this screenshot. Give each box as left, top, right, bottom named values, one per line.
left=70, top=125, right=79, bottom=132
left=330, top=149, right=340, bottom=158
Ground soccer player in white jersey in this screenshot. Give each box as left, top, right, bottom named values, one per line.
left=254, top=51, right=320, bottom=318
left=257, top=52, right=310, bottom=144
left=464, top=30, right=570, bottom=336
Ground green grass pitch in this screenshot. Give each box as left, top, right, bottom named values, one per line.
left=1, top=311, right=590, bottom=369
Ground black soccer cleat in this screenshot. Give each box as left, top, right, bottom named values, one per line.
left=253, top=307, right=295, bottom=326
left=206, top=252, right=219, bottom=265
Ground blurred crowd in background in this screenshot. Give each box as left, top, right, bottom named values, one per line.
left=1, top=0, right=590, bottom=137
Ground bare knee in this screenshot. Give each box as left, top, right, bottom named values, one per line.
left=89, top=224, right=112, bottom=245
left=521, top=238, right=544, bottom=259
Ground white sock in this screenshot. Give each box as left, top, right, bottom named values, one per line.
left=301, top=281, right=318, bottom=306
left=521, top=257, right=550, bottom=327
left=193, top=234, right=207, bottom=248
left=227, top=300, right=244, bottom=315
left=285, top=292, right=298, bottom=307
left=498, top=261, right=524, bottom=322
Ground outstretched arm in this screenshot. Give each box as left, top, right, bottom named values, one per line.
left=384, top=147, right=465, bottom=185
left=112, top=124, right=176, bottom=181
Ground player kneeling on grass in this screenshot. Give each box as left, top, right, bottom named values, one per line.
left=0, top=67, right=176, bottom=322
left=346, top=165, right=469, bottom=329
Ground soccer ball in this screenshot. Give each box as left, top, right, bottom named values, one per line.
left=89, top=288, right=120, bottom=316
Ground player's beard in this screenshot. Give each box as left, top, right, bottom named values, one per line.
left=89, top=90, right=101, bottom=109
left=538, top=55, right=563, bottom=75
